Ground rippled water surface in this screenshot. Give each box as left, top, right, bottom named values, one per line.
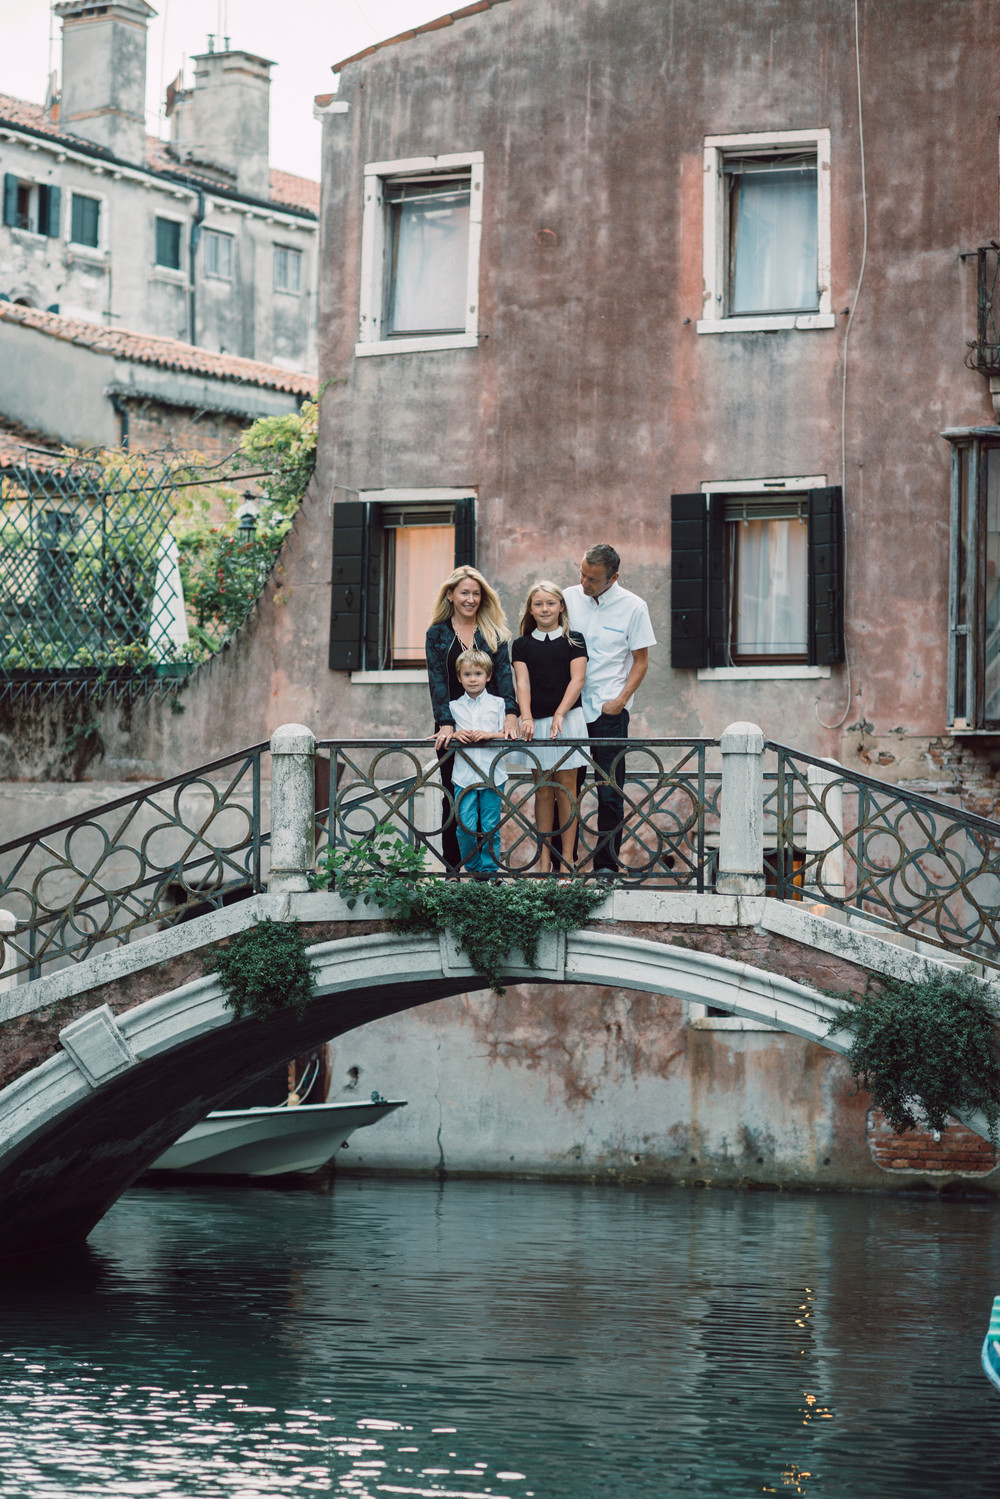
left=1, top=1179, right=998, bottom=1497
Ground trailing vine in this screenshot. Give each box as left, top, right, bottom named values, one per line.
left=207, top=917, right=316, bottom=1023
left=830, top=969, right=1000, bottom=1140
left=311, top=824, right=610, bottom=994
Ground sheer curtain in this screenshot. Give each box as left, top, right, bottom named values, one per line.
left=730, top=167, right=818, bottom=315
left=733, top=517, right=808, bottom=657
left=392, top=525, right=455, bottom=664
left=389, top=195, right=470, bottom=334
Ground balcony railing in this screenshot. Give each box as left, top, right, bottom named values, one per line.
left=967, top=245, right=1000, bottom=374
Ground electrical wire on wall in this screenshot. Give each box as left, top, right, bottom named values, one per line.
left=817, top=0, right=868, bottom=731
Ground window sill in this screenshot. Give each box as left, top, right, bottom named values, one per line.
left=355, top=332, right=479, bottom=357
left=151, top=268, right=186, bottom=285
left=350, top=669, right=429, bottom=684
left=67, top=244, right=106, bottom=261
left=697, top=665, right=831, bottom=681
left=696, top=312, right=836, bottom=334
left=274, top=286, right=303, bottom=297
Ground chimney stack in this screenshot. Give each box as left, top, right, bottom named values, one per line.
left=168, top=43, right=273, bottom=200
left=55, top=0, right=156, bottom=165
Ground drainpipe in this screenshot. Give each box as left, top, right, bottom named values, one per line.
left=188, top=187, right=205, bottom=345
left=109, top=391, right=130, bottom=451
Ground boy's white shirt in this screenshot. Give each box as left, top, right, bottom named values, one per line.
left=449, top=690, right=509, bottom=787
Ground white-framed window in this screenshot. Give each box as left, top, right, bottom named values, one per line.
left=274, top=244, right=302, bottom=293
left=670, top=475, right=844, bottom=679
left=356, top=151, right=483, bottom=357
left=69, top=191, right=102, bottom=249
left=697, top=129, right=834, bottom=334
left=203, top=228, right=234, bottom=280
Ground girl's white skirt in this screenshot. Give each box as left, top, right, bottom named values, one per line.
left=509, top=706, right=589, bottom=772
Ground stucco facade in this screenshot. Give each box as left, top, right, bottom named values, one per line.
left=0, top=3, right=318, bottom=373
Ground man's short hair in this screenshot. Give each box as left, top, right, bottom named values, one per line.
left=584, top=543, right=621, bottom=580
left=456, top=648, right=493, bottom=676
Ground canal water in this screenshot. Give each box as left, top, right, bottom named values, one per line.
left=0, top=1179, right=998, bottom=1498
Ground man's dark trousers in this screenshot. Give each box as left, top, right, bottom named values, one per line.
left=557, top=708, right=629, bottom=871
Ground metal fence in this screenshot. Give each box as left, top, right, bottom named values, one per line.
left=315, top=738, right=716, bottom=886
left=0, top=745, right=267, bottom=983
left=769, top=741, right=1000, bottom=965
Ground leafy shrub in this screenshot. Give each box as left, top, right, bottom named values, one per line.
left=207, top=916, right=316, bottom=1022
left=311, top=823, right=610, bottom=993
left=831, top=969, right=1000, bottom=1139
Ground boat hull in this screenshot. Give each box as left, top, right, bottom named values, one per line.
left=148, top=1100, right=406, bottom=1178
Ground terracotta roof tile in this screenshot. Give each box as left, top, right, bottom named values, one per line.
left=331, top=0, right=509, bottom=72
left=0, top=93, right=319, bottom=218
left=0, top=303, right=317, bottom=397
left=0, top=414, right=63, bottom=471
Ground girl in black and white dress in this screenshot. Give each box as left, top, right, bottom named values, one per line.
left=511, top=580, right=588, bottom=874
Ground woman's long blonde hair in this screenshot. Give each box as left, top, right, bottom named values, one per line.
left=519, top=579, right=571, bottom=638
left=429, top=565, right=510, bottom=652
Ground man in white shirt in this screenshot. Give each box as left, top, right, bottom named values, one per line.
left=564, top=544, right=656, bottom=872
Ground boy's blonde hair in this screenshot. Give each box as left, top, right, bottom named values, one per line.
left=456, top=648, right=493, bottom=677
left=519, top=579, right=571, bottom=637
left=428, top=566, right=511, bottom=652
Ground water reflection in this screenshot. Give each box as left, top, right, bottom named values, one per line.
left=0, top=1181, right=997, bottom=1496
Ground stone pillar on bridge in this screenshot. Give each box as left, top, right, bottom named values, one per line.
left=717, top=721, right=765, bottom=896
left=0, top=908, right=15, bottom=995
left=269, top=723, right=316, bottom=894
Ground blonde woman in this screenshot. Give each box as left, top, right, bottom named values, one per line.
left=426, top=566, right=518, bottom=872
left=511, top=580, right=588, bottom=874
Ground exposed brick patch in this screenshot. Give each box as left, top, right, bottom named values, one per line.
left=926, top=736, right=1000, bottom=821
left=867, top=1108, right=998, bottom=1174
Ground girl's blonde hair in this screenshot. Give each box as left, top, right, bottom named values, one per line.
left=519, top=579, right=571, bottom=638
left=428, top=566, right=510, bottom=652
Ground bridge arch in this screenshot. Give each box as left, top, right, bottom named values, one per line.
left=0, top=921, right=854, bottom=1258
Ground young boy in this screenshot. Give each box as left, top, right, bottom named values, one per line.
left=438, top=649, right=509, bottom=876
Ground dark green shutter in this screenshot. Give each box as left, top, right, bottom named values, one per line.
left=453, top=496, right=476, bottom=567
left=364, top=504, right=386, bottom=669
left=328, top=500, right=367, bottom=671
left=670, top=493, right=726, bottom=668
left=3, top=174, right=17, bottom=228
left=807, top=485, right=845, bottom=665
left=40, top=184, right=60, bottom=238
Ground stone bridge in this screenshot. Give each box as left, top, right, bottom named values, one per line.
left=0, top=721, right=997, bottom=1257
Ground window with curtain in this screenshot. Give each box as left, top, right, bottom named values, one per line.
left=725, top=153, right=818, bottom=316
left=384, top=177, right=471, bottom=335
left=388, top=521, right=456, bottom=665
left=203, top=229, right=233, bottom=280
left=724, top=497, right=809, bottom=661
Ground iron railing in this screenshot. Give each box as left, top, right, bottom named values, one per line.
left=770, top=741, right=1000, bottom=966
left=316, top=738, right=715, bottom=886
left=0, top=744, right=267, bottom=983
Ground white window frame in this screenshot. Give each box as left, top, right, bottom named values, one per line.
left=203, top=227, right=234, bottom=281
left=68, top=189, right=105, bottom=254
left=697, top=128, right=834, bottom=335
left=696, top=474, right=832, bottom=681
left=356, top=151, right=484, bottom=358
left=273, top=243, right=302, bottom=294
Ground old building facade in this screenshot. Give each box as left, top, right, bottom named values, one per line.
left=0, top=0, right=318, bottom=373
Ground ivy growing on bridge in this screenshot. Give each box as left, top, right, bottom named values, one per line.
left=831, top=969, right=1000, bottom=1140
left=311, top=825, right=610, bottom=994
left=208, top=917, right=316, bottom=1023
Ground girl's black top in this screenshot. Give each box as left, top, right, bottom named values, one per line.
left=425, top=620, right=518, bottom=729
left=511, top=630, right=588, bottom=719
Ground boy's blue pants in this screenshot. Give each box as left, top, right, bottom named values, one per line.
left=455, top=787, right=502, bottom=874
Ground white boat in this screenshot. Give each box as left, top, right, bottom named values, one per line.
left=148, top=1097, right=407, bottom=1178
left=983, top=1295, right=1000, bottom=1394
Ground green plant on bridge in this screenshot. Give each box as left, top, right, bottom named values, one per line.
left=830, top=969, right=1000, bottom=1140
left=208, top=916, right=316, bottom=1023
left=311, top=822, right=610, bottom=993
